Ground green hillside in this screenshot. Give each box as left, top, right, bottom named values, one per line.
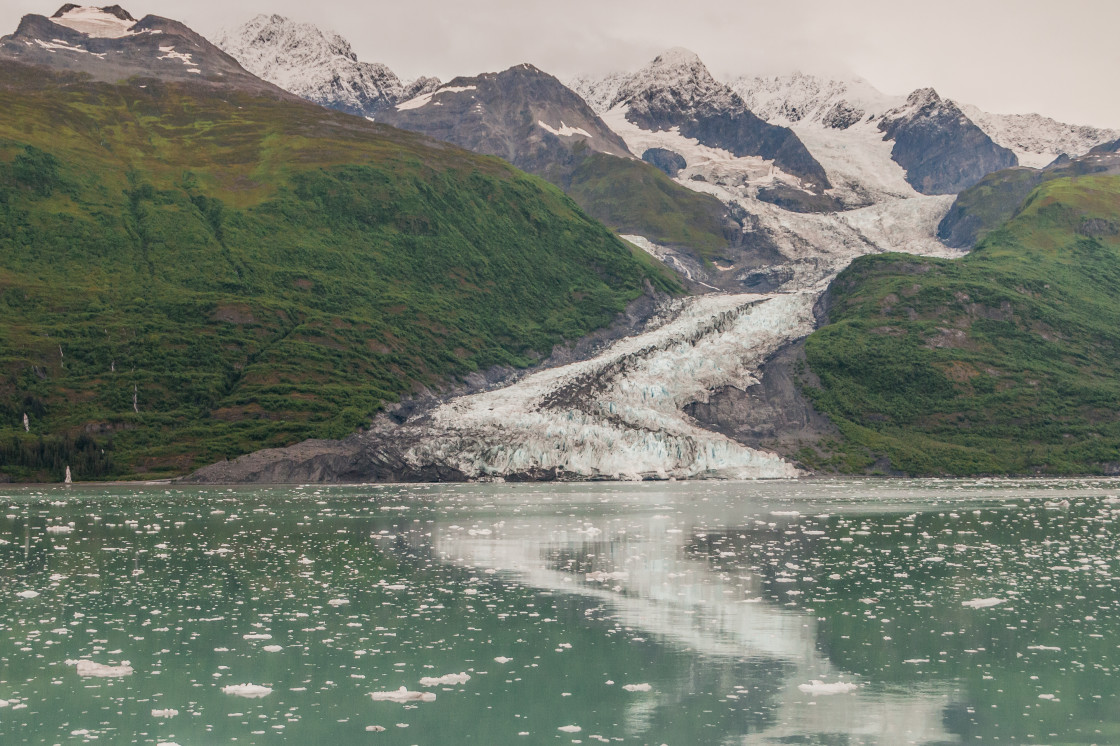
left=803, top=173, right=1120, bottom=475
left=0, top=63, right=680, bottom=481
left=566, top=153, right=732, bottom=260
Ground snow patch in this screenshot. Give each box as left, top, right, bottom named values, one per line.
left=395, top=85, right=477, bottom=111
left=52, top=6, right=136, bottom=38
left=538, top=120, right=592, bottom=138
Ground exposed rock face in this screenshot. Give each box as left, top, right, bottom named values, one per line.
left=878, top=88, right=1018, bottom=195
left=600, top=49, right=831, bottom=193
left=642, top=147, right=687, bottom=177
left=0, top=5, right=286, bottom=95
left=378, top=63, right=633, bottom=184
left=682, top=340, right=836, bottom=459
left=214, top=14, right=439, bottom=116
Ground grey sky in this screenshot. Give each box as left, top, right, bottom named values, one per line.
left=4, top=0, right=1119, bottom=127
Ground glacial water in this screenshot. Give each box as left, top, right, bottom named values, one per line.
left=1, top=479, right=1119, bottom=744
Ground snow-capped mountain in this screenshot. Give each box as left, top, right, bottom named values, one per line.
left=215, top=14, right=438, bottom=116
left=377, top=63, right=633, bottom=180
left=731, top=72, right=1118, bottom=172
left=959, top=105, right=1119, bottom=169
left=571, top=49, right=832, bottom=197
left=0, top=5, right=281, bottom=94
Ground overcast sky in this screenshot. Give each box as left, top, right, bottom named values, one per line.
left=5, top=0, right=1119, bottom=127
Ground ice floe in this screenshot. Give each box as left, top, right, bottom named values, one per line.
left=369, top=686, right=436, bottom=703
left=222, top=683, right=273, bottom=698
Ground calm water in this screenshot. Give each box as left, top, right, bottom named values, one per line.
left=1, top=479, right=1119, bottom=745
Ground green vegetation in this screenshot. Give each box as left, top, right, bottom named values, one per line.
left=0, top=65, right=680, bottom=481
left=565, top=153, right=731, bottom=259
left=804, top=174, right=1120, bottom=475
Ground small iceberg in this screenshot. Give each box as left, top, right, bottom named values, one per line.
left=151, top=708, right=179, bottom=718
left=558, top=725, right=582, bottom=733
left=797, top=680, right=858, bottom=695
left=68, top=659, right=134, bottom=678
left=222, top=683, right=273, bottom=698
left=419, top=672, right=470, bottom=686
left=369, top=686, right=436, bottom=703
left=622, top=683, right=652, bottom=692
left=16, top=590, right=40, bottom=599
left=962, top=597, right=1004, bottom=609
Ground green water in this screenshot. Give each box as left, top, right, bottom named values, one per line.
left=1, top=479, right=1118, bottom=744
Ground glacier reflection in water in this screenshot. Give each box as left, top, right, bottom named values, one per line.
left=1, top=479, right=1119, bottom=744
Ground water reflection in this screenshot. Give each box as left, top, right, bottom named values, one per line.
left=0, top=479, right=1117, bottom=744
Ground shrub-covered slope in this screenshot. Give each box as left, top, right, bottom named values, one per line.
left=0, top=62, right=678, bottom=481
left=804, top=174, right=1120, bottom=475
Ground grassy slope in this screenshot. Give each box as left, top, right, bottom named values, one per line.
left=565, top=153, right=731, bottom=260
left=0, top=65, right=680, bottom=481
left=803, top=174, right=1120, bottom=475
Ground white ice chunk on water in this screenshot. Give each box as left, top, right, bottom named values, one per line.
left=962, top=597, right=1004, bottom=609
left=419, top=672, right=471, bottom=686
left=243, top=633, right=272, bottom=640
left=151, top=708, right=179, bottom=718
left=622, top=683, right=652, bottom=692
left=369, top=686, right=436, bottom=703
left=494, top=656, right=513, bottom=664
left=16, top=590, right=39, bottom=599
left=558, top=725, right=582, bottom=733
left=68, top=659, right=133, bottom=678
left=222, top=683, right=273, bottom=698
left=263, top=645, right=283, bottom=652
left=797, top=680, right=859, bottom=695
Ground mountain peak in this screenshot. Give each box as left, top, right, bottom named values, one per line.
left=650, top=46, right=704, bottom=69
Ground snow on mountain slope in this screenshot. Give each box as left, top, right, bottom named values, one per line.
left=214, top=15, right=438, bottom=116
left=573, top=49, right=832, bottom=194
left=959, top=105, right=1119, bottom=168
left=730, top=71, right=1117, bottom=171
left=731, top=72, right=901, bottom=130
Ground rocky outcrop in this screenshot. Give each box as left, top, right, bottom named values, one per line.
left=641, top=147, right=686, bottom=177
left=878, top=88, right=1018, bottom=195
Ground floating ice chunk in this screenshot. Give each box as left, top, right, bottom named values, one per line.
left=585, top=571, right=628, bottom=582
left=419, top=672, right=471, bottom=686
left=328, top=598, right=350, bottom=606
left=68, top=659, right=133, bottom=678
left=369, top=686, right=436, bottom=703
left=962, top=597, right=1004, bottom=609
left=797, top=680, right=858, bottom=695
left=1027, top=645, right=1061, bottom=652
left=222, top=684, right=273, bottom=698
left=16, top=590, right=39, bottom=599
left=770, top=511, right=800, bottom=517
left=46, top=525, right=73, bottom=534
left=622, top=683, right=652, bottom=692
left=151, top=708, right=179, bottom=718
left=262, top=645, right=283, bottom=653
left=494, top=656, right=513, bottom=664
left=366, top=725, right=386, bottom=732
left=558, top=725, right=582, bottom=733
left=1038, top=693, right=1057, bottom=700
left=0, top=699, right=8, bottom=707
left=156, top=742, right=182, bottom=746
left=243, top=633, right=272, bottom=640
